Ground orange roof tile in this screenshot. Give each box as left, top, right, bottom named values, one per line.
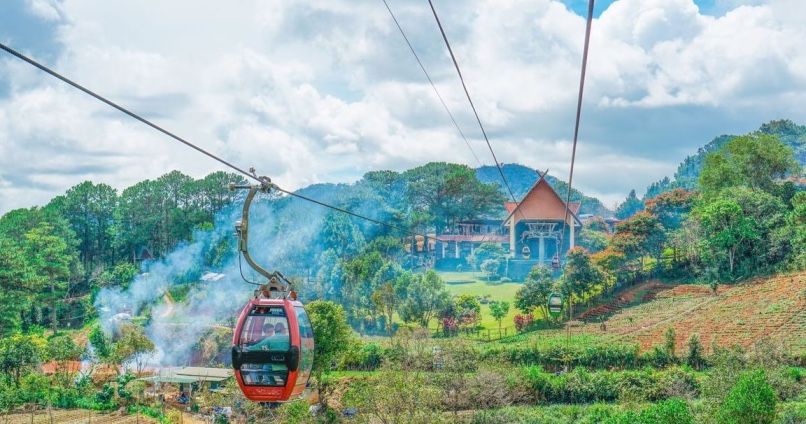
left=503, top=175, right=582, bottom=225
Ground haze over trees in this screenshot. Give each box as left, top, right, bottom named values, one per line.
left=0, top=121, right=803, bottom=422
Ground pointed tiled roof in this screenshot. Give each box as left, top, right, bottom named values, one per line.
left=503, top=172, right=582, bottom=226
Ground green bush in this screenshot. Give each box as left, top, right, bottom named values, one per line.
left=685, top=334, right=707, bottom=370
left=484, top=343, right=640, bottom=370
left=605, top=398, right=694, bottom=424
left=775, top=401, right=806, bottom=424
left=470, top=404, right=621, bottom=424
left=116, top=373, right=136, bottom=401
left=127, top=405, right=164, bottom=421
left=49, top=385, right=81, bottom=408
left=659, top=366, right=700, bottom=399
left=766, top=367, right=806, bottom=401
left=339, top=341, right=385, bottom=371
left=18, top=373, right=49, bottom=406
left=718, top=369, right=777, bottom=424
left=644, top=345, right=677, bottom=368
left=273, top=399, right=314, bottom=424
left=522, top=366, right=699, bottom=404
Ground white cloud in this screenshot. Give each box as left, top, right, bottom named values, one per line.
left=1, top=0, right=805, bottom=213
left=25, top=0, right=62, bottom=21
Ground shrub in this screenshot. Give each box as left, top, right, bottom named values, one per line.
left=127, top=405, right=164, bottom=421
left=613, top=370, right=664, bottom=403
left=522, top=366, right=698, bottom=404
left=775, top=401, right=806, bottom=424
left=470, top=404, right=621, bottom=424
left=339, top=341, right=385, bottom=371
left=513, top=314, right=534, bottom=332
left=484, top=343, right=641, bottom=371
left=645, top=345, right=677, bottom=368
left=605, top=398, right=694, bottom=424
left=480, top=259, right=501, bottom=279
left=273, top=399, right=314, bottom=424
left=664, top=327, right=677, bottom=359
left=718, top=369, right=777, bottom=424
left=659, top=367, right=700, bottom=400
left=344, top=370, right=445, bottom=424
left=93, top=384, right=115, bottom=408
left=685, top=334, right=706, bottom=370
left=441, top=317, right=458, bottom=335
left=434, top=368, right=520, bottom=411
left=18, top=373, right=49, bottom=405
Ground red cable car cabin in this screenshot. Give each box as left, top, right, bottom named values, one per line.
left=231, top=298, right=314, bottom=402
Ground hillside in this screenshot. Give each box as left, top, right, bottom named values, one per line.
left=476, top=164, right=612, bottom=216
left=644, top=119, right=806, bottom=198
left=569, top=272, right=806, bottom=355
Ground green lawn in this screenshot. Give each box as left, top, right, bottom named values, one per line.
left=438, top=271, right=524, bottom=330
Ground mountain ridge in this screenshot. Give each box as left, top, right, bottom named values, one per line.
left=643, top=119, right=806, bottom=199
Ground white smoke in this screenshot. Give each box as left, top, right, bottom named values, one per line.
left=93, top=190, right=357, bottom=366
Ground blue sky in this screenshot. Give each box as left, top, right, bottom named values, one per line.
left=1, top=0, right=804, bottom=212
left=562, top=0, right=764, bottom=17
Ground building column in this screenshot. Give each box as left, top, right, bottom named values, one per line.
left=509, top=219, right=516, bottom=256
left=539, top=236, right=545, bottom=264
left=569, top=219, right=575, bottom=251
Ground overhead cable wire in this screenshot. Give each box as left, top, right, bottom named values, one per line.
left=558, top=0, right=595, bottom=256
left=384, top=0, right=505, bottom=252
left=426, top=0, right=519, bottom=206
left=0, top=42, right=435, bottom=242
left=427, top=0, right=531, bottom=256
left=381, top=0, right=481, bottom=167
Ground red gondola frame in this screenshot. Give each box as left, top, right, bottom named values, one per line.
left=231, top=298, right=313, bottom=402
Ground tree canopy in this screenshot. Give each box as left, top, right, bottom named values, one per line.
left=699, top=134, right=799, bottom=197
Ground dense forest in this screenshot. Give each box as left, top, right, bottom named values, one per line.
left=0, top=162, right=513, bottom=336
left=0, top=123, right=804, bottom=423
left=1, top=122, right=804, bottom=337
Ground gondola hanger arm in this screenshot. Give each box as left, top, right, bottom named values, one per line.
left=230, top=174, right=292, bottom=297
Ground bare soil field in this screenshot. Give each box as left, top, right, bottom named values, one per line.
left=586, top=272, right=806, bottom=353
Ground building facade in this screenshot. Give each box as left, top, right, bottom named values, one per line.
left=430, top=174, right=582, bottom=274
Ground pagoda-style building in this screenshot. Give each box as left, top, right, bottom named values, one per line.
left=431, top=172, right=582, bottom=277
left=502, top=173, right=581, bottom=264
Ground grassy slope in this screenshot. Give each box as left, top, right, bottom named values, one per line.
left=439, top=272, right=524, bottom=329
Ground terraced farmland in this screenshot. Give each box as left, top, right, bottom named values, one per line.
left=590, top=273, right=806, bottom=354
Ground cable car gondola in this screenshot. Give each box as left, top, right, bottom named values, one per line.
left=229, top=177, right=314, bottom=403
left=551, top=254, right=561, bottom=270
left=232, top=293, right=313, bottom=402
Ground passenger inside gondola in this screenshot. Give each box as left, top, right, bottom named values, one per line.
left=262, top=323, right=275, bottom=338
left=240, top=306, right=291, bottom=352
